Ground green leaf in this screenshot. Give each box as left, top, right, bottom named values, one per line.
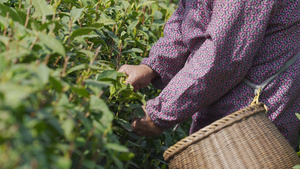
left=133, top=106, right=145, bottom=118
left=75, top=137, right=86, bottom=147
left=0, top=35, right=9, bottom=46
left=83, top=160, right=96, bottom=169
left=153, top=11, right=163, bottom=20
left=293, top=165, right=300, bottom=169
left=61, top=118, right=74, bottom=140
left=47, top=118, right=64, bottom=136
left=67, top=64, right=88, bottom=74
left=112, top=156, right=123, bottom=169
left=118, top=152, right=135, bottom=161
left=121, top=1, right=130, bottom=9
left=115, top=118, right=132, bottom=132
left=0, top=4, right=24, bottom=23
left=38, top=33, right=66, bottom=57
left=70, top=27, right=96, bottom=40
left=57, top=156, right=71, bottom=169
left=0, top=82, right=33, bottom=108
left=122, top=48, right=143, bottom=54
left=32, top=0, right=54, bottom=17
left=128, top=20, right=139, bottom=31
left=36, top=64, right=50, bottom=84
left=70, top=7, right=84, bottom=23
left=105, top=143, right=129, bottom=152
left=85, top=79, right=111, bottom=95
left=138, top=1, right=155, bottom=8
left=97, top=70, right=118, bottom=81
left=0, top=15, right=10, bottom=28
left=296, top=113, right=300, bottom=120
left=89, top=95, right=111, bottom=113
left=0, top=54, right=5, bottom=75
left=77, top=111, right=92, bottom=131
left=77, top=49, right=95, bottom=58
left=97, top=15, right=116, bottom=25
left=0, top=48, right=31, bottom=59
left=49, top=76, right=63, bottom=92
left=85, top=79, right=112, bottom=87
left=71, top=86, right=90, bottom=97
left=104, top=30, right=119, bottom=43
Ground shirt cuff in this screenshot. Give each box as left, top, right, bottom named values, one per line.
left=141, top=58, right=166, bottom=90
left=145, top=97, right=176, bottom=129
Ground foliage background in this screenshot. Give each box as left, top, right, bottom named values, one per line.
left=0, top=0, right=190, bottom=168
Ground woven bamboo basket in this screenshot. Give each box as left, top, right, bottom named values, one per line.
left=163, top=103, right=300, bottom=169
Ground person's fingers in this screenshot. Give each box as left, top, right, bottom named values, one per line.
left=126, top=74, right=143, bottom=91
left=118, top=65, right=129, bottom=75
left=131, top=118, right=140, bottom=132
left=118, top=65, right=136, bottom=85
left=131, top=118, right=148, bottom=136
left=142, top=106, right=150, bottom=119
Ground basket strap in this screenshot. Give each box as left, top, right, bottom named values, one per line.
left=243, top=51, right=300, bottom=105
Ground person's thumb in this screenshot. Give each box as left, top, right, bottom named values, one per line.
left=118, top=65, right=128, bottom=75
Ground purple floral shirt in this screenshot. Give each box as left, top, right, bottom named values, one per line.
left=141, top=0, right=300, bottom=149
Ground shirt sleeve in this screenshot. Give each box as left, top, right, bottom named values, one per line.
left=146, top=0, right=277, bottom=128
left=141, top=0, right=192, bottom=89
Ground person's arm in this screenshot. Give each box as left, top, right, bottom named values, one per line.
left=141, top=0, right=192, bottom=89
left=146, top=0, right=277, bottom=128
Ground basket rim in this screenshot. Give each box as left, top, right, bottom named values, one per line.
left=163, top=102, right=267, bottom=162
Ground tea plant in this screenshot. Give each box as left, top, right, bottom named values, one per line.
left=0, top=0, right=188, bottom=169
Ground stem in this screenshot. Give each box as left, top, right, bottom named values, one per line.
left=53, top=56, right=61, bottom=67
left=97, top=91, right=103, bottom=98
left=68, top=4, right=72, bottom=45
left=95, top=3, right=99, bottom=21
left=84, top=46, right=101, bottom=82
left=109, top=25, right=115, bottom=60
left=19, top=0, right=22, bottom=9
left=62, top=56, right=70, bottom=77
left=29, top=36, right=38, bottom=50
left=49, top=12, right=56, bottom=35
left=117, top=41, right=122, bottom=70
left=42, top=16, right=46, bottom=24
left=3, top=12, right=9, bottom=36
left=43, top=54, right=51, bottom=65
left=78, top=18, right=82, bottom=28
left=68, top=141, right=75, bottom=160
left=141, top=6, right=146, bottom=25
left=24, top=7, right=31, bottom=28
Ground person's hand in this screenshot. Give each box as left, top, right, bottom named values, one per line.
left=131, top=106, right=164, bottom=137
left=118, top=64, right=157, bottom=91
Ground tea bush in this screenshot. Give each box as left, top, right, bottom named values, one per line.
left=0, top=0, right=191, bottom=168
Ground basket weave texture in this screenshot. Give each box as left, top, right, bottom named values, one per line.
left=163, top=103, right=300, bottom=169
